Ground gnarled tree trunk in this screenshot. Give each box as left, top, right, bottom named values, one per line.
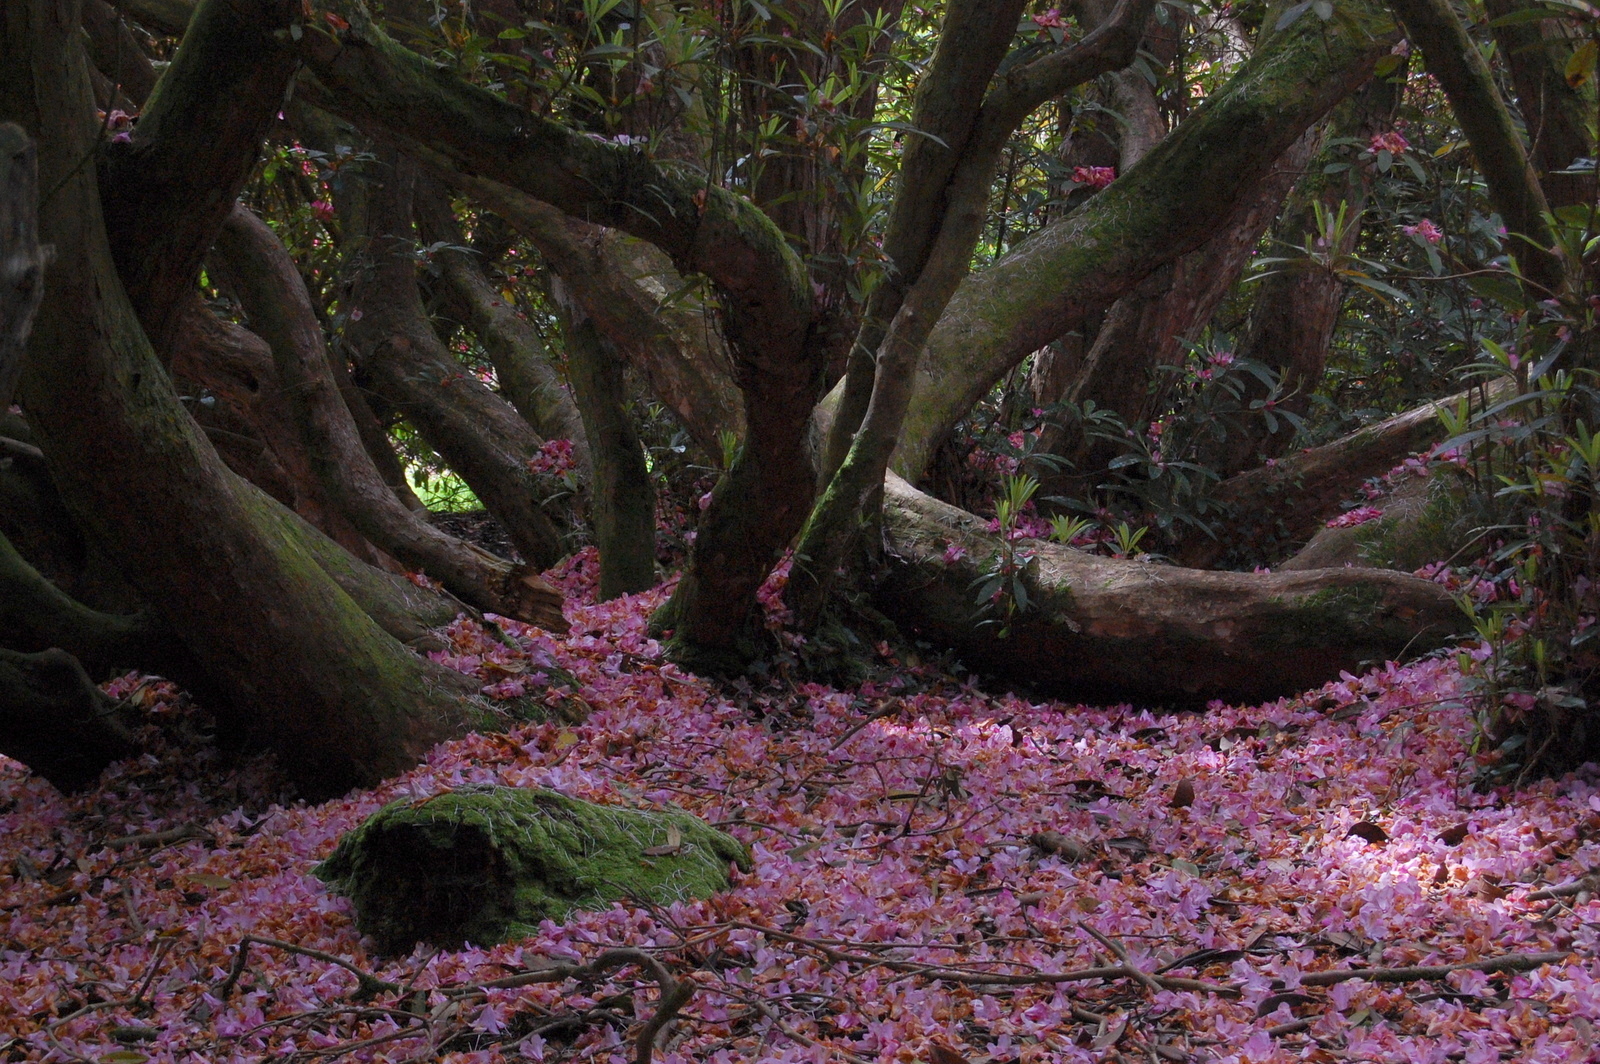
left=878, top=474, right=1464, bottom=704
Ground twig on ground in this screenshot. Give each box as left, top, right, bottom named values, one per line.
left=216, top=935, right=399, bottom=1001
left=1296, top=951, right=1572, bottom=987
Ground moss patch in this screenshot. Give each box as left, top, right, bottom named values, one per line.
left=317, top=786, right=752, bottom=953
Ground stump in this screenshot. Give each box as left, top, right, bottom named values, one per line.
left=317, top=786, right=752, bottom=952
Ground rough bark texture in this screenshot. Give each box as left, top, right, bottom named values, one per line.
left=878, top=475, right=1465, bottom=704
left=556, top=299, right=657, bottom=602
left=295, top=3, right=821, bottom=661
left=211, top=205, right=567, bottom=628
left=1485, top=0, right=1595, bottom=211
left=0, top=123, right=44, bottom=405
left=3, top=0, right=490, bottom=797
left=82, top=0, right=159, bottom=104
left=788, top=0, right=1157, bottom=631
left=892, top=0, right=1398, bottom=483
left=412, top=182, right=591, bottom=474
left=1217, top=77, right=1401, bottom=475
left=99, top=0, right=300, bottom=351
left=1052, top=127, right=1319, bottom=482
left=1175, top=389, right=1494, bottom=567
left=455, top=181, right=744, bottom=456
left=348, top=154, right=567, bottom=574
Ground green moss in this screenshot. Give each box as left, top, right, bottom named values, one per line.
left=317, top=786, right=752, bottom=953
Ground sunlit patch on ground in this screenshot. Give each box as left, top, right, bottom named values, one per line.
left=3, top=550, right=1598, bottom=1063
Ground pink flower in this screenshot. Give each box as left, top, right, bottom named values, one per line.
left=310, top=200, right=335, bottom=221
left=1072, top=165, right=1116, bottom=190
left=1032, top=7, right=1067, bottom=28
left=1327, top=506, right=1384, bottom=528
left=1368, top=130, right=1409, bottom=156
left=1403, top=218, right=1443, bottom=244
left=943, top=542, right=968, bottom=564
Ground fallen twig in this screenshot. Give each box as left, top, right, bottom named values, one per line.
left=729, top=921, right=1241, bottom=997
left=104, top=823, right=212, bottom=849
left=216, top=935, right=399, bottom=1001
left=1297, top=951, right=1572, bottom=987
left=1526, top=876, right=1600, bottom=901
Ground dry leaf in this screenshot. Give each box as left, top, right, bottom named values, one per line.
left=1347, top=822, right=1388, bottom=845
left=643, top=824, right=682, bottom=857
left=926, top=1042, right=968, bottom=1064
left=1030, top=830, right=1090, bottom=862
left=1437, top=822, right=1470, bottom=846
left=1171, top=778, right=1196, bottom=808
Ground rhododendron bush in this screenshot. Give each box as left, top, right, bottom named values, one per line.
left=3, top=555, right=1596, bottom=1064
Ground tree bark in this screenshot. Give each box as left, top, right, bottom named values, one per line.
left=1485, top=0, right=1595, bottom=211
left=98, top=0, right=300, bottom=352
left=3, top=0, right=492, bottom=798
left=211, top=204, right=566, bottom=627
left=0, top=123, right=44, bottom=406
left=1174, top=387, right=1499, bottom=567
left=878, top=474, right=1465, bottom=704
left=0, top=648, right=139, bottom=791
left=412, top=180, right=591, bottom=475
left=445, top=179, right=744, bottom=457
left=555, top=296, right=657, bottom=601
left=295, top=3, right=822, bottom=663
left=1216, top=76, right=1402, bottom=475
left=890, top=0, right=1399, bottom=484
left=787, top=0, right=1157, bottom=631
left=348, top=150, right=568, bottom=573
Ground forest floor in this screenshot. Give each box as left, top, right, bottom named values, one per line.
left=2, top=550, right=1598, bottom=1064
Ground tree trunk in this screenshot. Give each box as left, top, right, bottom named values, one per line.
left=3, top=0, right=491, bottom=798
left=1174, top=387, right=1501, bottom=567
left=211, top=204, right=565, bottom=628
left=412, top=179, right=591, bottom=474
left=348, top=150, right=568, bottom=572
left=0, top=123, right=44, bottom=405
left=877, top=474, right=1464, bottom=704
left=555, top=296, right=657, bottom=601
left=1214, top=76, right=1401, bottom=475
left=0, top=648, right=139, bottom=791
left=1485, top=0, right=1595, bottom=211
left=890, top=0, right=1398, bottom=483
left=1388, top=0, right=1561, bottom=293
left=1049, top=126, right=1317, bottom=483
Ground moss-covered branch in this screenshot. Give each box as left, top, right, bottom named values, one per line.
left=893, top=0, right=1398, bottom=482
left=878, top=475, right=1464, bottom=704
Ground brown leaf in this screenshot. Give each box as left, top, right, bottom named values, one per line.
left=1437, top=822, right=1470, bottom=846
left=643, top=824, right=682, bottom=857
left=1030, top=830, right=1090, bottom=862
left=1347, top=822, right=1388, bottom=845
left=1171, top=778, right=1196, bottom=808
left=926, top=1041, right=968, bottom=1064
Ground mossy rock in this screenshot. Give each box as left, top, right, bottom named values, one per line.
left=316, top=786, right=752, bottom=953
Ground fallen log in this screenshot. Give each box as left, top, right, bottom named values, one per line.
left=877, top=474, right=1466, bottom=704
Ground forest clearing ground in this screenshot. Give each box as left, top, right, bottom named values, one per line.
left=1, top=548, right=1597, bottom=1063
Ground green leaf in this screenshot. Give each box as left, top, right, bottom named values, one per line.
left=1567, top=39, right=1597, bottom=87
